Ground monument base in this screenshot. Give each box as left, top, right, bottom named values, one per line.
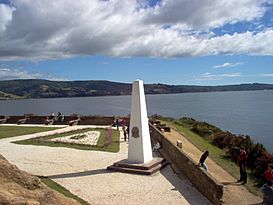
left=107, top=157, right=168, bottom=175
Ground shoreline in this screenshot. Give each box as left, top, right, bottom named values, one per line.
left=1, top=88, right=273, bottom=101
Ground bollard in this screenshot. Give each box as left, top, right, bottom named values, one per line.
left=177, top=140, right=182, bottom=148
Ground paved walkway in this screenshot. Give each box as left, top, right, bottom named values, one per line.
left=0, top=125, right=211, bottom=205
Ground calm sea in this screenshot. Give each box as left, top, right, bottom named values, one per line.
left=1, top=90, right=273, bottom=152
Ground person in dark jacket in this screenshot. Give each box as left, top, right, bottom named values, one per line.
left=261, top=180, right=273, bottom=205
left=237, top=147, right=248, bottom=184
left=122, top=125, right=127, bottom=141
left=198, top=150, right=209, bottom=171
left=115, top=118, right=120, bottom=130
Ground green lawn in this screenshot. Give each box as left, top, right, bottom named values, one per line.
left=40, top=177, right=90, bottom=205
left=161, top=119, right=262, bottom=197
left=0, top=126, right=60, bottom=139
left=13, top=128, right=120, bottom=153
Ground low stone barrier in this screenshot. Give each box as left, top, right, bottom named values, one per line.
left=17, top=117, right=28, bottom=125
left=1, top=115, right=115, bottom=126
left=79, top=116, right=114, bottom=125
left=28, top=116, right=48, bottom=124
left=6, top=116, right=24, bottom=124
left=68, top=119, right=80, bottom=126
left=150, top=124, right=224, bottom=205
left=0, top=116, right=9, bottom=124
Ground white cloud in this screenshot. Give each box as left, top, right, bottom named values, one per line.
left=0, top=68, right=10, bottom=72
left=142, top=0, right=267, bottom=29
left=0, top=67, right=42, bottom=80
left=0, top=0, right=272, bottom=60
left=213, top=62, right=244, bottom=68
left=0, top=67, right=66, bottom=81
left=198, top=72, right=241, bottom=81
left=0, top=4, right=14, bottom=35
left=260, top=73, right=273, bottom=77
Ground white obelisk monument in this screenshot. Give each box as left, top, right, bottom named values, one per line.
left=128, top=79, right=153, bottom=164
left=107, top=79, right=166, bottom=174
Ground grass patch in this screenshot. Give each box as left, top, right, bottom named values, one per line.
left=0, top=126, right=60, bottom=139
left=161, top=119, right=262, bottom=197
left=40, top=176, right=90, bottom=205
left=13, top=128, right=120, bottom=153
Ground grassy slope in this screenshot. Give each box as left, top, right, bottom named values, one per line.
left=40, top=177, right=90, bottom=205
left=162, top=119, right=262, bottom=196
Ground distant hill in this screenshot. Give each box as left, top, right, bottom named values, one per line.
left=0, top=79, right=273, bottom=99
left=0, top=91, right=23, bottom=100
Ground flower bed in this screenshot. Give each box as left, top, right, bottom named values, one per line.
left=50, top=131, right=100, bottom=146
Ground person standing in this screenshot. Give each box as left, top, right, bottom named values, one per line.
left=126, top=126, right=130, bottom=141
left=237, top=147, right=248, bottom=184
left=198, top=150, right=209, bottom=171
left=115, top=118, right=120, bottom=130
left=120, top=118, right=125, bottom=127
left=61, top=113, right=65, bottom=123
left=264, top=165, right=273, bottom=184
left=122, top=125, right=127, bottom=141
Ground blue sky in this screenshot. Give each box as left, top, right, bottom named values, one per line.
left=0, top=0, right=273, bottom=85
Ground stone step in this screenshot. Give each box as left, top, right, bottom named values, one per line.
left=107, top=158, right=169, bottom=175
left=113, top=157, right=166, bottom=170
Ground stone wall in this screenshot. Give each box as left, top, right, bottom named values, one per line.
left=27, top=116, right=47, bottom=124
left=1, top=115, right=114, bottom=126
left=79, top=116, right=114, bottom=125
left=150, top=124, right=224, bottom=205
left=6, top=116, right=26, bottom=124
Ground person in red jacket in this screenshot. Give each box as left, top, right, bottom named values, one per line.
left=264, top=165, right=273, bottom=184
left=237, top=147, right=248, bottom=184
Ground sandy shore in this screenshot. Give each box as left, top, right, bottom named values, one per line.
left=0, top=125, right=211, bottom=205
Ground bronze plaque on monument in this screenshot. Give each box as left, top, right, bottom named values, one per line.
left=131, top=126, right=139, bottom=138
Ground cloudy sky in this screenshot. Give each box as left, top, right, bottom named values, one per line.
left=0, top=0, right=273, bottom=85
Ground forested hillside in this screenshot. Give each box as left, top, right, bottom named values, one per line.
left=0, top=79, right=273, bottom=99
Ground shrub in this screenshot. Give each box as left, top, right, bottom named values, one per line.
left=212, top=132, right=234, bottom=149
left=247, top=143, right=266, bottom=172
left=254, top=151, right=273, bottom=179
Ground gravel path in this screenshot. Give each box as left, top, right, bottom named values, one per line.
left=0, top=125, right=211, bottom=205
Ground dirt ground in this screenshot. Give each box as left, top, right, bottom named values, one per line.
left=164, top=128, right=262, bottom=205
left=0, top=154, right=80, bottom=205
